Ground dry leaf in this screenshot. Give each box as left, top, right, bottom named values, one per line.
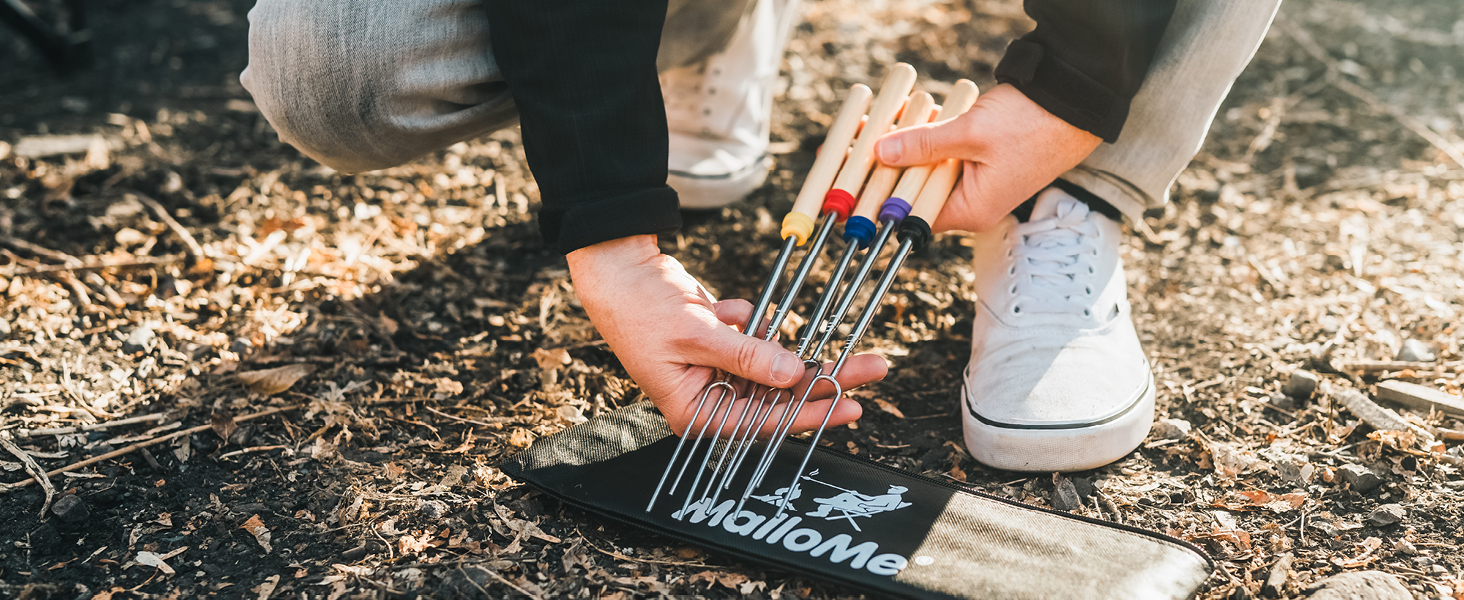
left=522, top=521, right=562, bottom=544
left=871, top=397, right=905, bottom=418
left=240, top=514, right=273, bottom=553
left=556, top=405, right=586, bottom=424
left=253, top=574, right=281, bottom=600
left=507, top=429, right=535, bottom=448
left=398, top=532, right=442, bottom=555
left=237, top=364, right=316, bottom=395
left=132, top=546, right=186, bottom=575
left=532, top=347, right=572, bottom=371
left=1214, top=490, right=1306, bottom=512
left=134, top=551, right=176, bottom=575
left=211, top=412, right=237, bottom=442
left=378, top=312, right=399, bottom=335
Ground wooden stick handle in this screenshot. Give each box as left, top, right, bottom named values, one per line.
left=908, top=158, right=962, bottom=225
left=781, top=84, right=873, bottom=244
left=821, top=63, right=918, bottom=221
left=850, top=91, right=934, bottom=222
left=881, top=80, right=980, bottom=225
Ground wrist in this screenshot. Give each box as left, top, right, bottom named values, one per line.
left=566, top=234, right=661, bottom=277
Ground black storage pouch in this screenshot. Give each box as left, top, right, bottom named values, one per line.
left=502, top=402, right=1212, bottom=599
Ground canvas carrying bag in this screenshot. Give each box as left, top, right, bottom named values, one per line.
left=502, top=402, right=1213, bottom=599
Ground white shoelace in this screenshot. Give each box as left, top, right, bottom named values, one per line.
left=1008, top=200, right=1101, bottom=317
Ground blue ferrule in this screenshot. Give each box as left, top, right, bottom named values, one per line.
left=842, top=216, right=876, bottom=248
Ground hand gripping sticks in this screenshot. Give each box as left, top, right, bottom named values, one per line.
left=646, top=67, right=978, bottom=522
left=645, top=66, right=913, bottom=513
left=646, top=66, right=919, bottom=516
left=760, top=116, right=972, bottom=518
left=738, top=81, right=978, bottom=516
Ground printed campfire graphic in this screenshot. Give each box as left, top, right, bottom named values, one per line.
left=749, top=470, right=912, bottom=532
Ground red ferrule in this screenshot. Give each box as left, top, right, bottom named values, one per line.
left=822, top=189, right=856, bottom=221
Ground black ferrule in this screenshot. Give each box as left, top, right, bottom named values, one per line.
left=897, top=217, right=933, bottom=251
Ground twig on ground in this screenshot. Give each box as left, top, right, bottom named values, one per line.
left=0, top=405, right=299, bottom=493
left=576, top=528, right=711, bottom=568
left=16, top=413, right=167, bottom=438
left=0, top=432, right=56, bottom=515
left=2, top=255, right=183, bottom=277
left=424, top=406, right=515, bottom=427
left=135, top=193, right=206, bottom=261
left=218, top=445, right=287, bottom=459
left=1330, top=359, right=1459, bottom=374
left=0, top=235, right=82, bottom=266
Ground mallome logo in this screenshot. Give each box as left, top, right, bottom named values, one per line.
left=671, top=470, right=912, bottom=576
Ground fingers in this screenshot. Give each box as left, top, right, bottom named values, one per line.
left=874, top=111, right=981, bottom=167
left=712, top=299, right=753, bottom=330
left=689, top=319, right=805, bottom=388
left=930, top=161, right=1015, bottom=234
left=685, top=353, right=888, bottom=438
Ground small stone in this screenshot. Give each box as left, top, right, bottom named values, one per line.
left=417, top=500, right=448, bottom=520
left=1396, top=339, right=1437, bottom=362
left=1281, top=370, right=1319, bottom=399
left=1367, top=504, right=1405, bottom=527
left=228, top=424, right=254, bottom=446
left=124, top=325, right=155, bottom=353
left=1052, top=476, right=1082, bottom=512
left=1337, top=464, right=1385, bottom=493
left=1154, top=418, right=1192, bottom=440
left=1268, top=393, right=1297, bottom=411
left=1305, top=571, right=1410, bottom=600
left=51, top=494, right=90, bottom=523
left=1394, top=539, right=1417, bottom=555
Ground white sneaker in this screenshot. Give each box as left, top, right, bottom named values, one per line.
left=961, top=187, right=1155, bottom=472
left=661, top=0, right=798, bottom=209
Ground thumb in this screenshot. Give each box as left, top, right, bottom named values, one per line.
left=693, top=326, right=805, bottom=389
left=875, top=113, right=979, bottom=167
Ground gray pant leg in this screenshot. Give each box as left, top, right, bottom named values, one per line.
left=1059, top=0, right=1282, bottom=219
left=242, top=0, right=752, bottom=174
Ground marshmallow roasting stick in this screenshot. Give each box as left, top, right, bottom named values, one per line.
left=644, top=78, right=880, bottom=513
left=664, top=66, right=921, bottom=517
left=801, top=79, right=980, bottom=362
left=747, top=82, right=979, bottom=517
left=702, top=90, right=938, bottom=509
left=737, top=80, right=977, bottom=512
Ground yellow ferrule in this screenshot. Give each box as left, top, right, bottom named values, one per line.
left=780, top=213, right=815, bottom=245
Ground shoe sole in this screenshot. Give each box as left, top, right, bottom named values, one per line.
left=670, top=154, right=772, bottom=210
left=961, top=374, right=1155, bottom=472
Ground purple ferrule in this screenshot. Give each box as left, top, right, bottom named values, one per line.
left=879, top=198, right=912, bottom=224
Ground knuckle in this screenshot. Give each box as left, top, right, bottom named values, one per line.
left=734, top=339, right=763, bottom=378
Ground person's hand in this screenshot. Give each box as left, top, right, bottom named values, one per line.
left=567, top=235, right=888, bottom=437
left=875, top=83, right=1103, bottom=232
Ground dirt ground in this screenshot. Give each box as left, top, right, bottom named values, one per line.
left=4, top=0, right=1464, bottom=598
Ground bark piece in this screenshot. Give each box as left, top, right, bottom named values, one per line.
left=1375, top=380, right=1464, bottom=416
left=1262, top=553, right=1292, bottom=598
left=1333, top=389, right=1410, bottom=432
